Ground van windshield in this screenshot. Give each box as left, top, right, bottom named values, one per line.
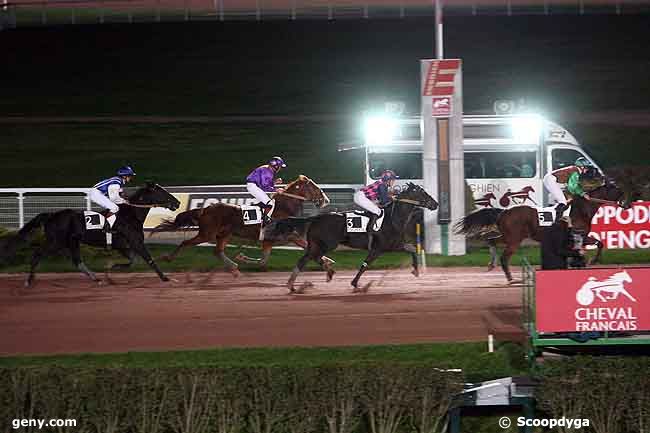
left=369, top=153, right=423, bottom=179
left=369, top=151, right=537, bottom=180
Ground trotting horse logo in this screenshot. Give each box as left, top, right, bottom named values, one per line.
left=576, top=270, right=636, bottom=306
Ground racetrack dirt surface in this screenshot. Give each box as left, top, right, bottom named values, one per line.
left=0, top=267, right=525, bottom=356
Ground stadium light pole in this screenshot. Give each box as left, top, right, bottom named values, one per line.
left=435, top=0, right=443, bottom=59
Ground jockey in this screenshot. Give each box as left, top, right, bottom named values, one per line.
left=89, top=165, right=135, bottom=229
left=245, top=156, right=286, bottom=224
left=354, top=169, right=398, bottom=232
left=543, top=157, right=592, bottom=223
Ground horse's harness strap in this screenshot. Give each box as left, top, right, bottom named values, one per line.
left=126, top=203, right=159, bottom=209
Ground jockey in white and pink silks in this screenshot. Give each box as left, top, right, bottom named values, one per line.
left=245, top=156, right=286, bottom=224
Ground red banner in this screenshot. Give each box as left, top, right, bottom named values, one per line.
left=589, top=201, right=650, bottom=249
left=536, top=268, right=650, bottom=333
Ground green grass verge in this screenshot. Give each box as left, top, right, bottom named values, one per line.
left=1, top=234, right=648, bottom=273
left=0, top=341, right=527, bottom=382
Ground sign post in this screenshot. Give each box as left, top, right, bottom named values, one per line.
left=420, top=59, right=465, bottom=255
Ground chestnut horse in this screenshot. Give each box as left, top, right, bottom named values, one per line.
left=150, top=175, right=329, bottom=276
left=455, top=178, right=628, bottom=283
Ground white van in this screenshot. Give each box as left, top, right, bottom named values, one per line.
left=343, top=114, right=602, bottom=208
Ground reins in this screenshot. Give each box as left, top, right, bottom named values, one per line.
left=273, top=191, right=307, bottom=201
left=394, top=198, right=425, bottom=206
left=587, top=197, right=621, bottom=207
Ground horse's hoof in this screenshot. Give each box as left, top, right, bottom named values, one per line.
left=487, top=263, right=495, bottom=272
left=412, top=268, right=420, bottom=277
left=161, top=276, right=170, bottom=282
left=297, top=282, right=313, bottom=293
left=326, top=270, right=335, bottom=282
left=231, top=269, right=241, bottom=278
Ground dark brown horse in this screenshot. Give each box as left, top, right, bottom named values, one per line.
left=150, top=175, right=330, bottom=276
left=455, top=178, right=628, bottom=283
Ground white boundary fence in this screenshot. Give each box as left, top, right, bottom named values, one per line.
left=0, top=184, right=361, bottom=230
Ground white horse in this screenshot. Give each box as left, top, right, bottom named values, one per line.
left=576, top=270, right=635, bottom=306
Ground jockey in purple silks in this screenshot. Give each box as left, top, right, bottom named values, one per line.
left=353, top=169, right=398, bottom=232
left=245, top=156, right=286, bottom=224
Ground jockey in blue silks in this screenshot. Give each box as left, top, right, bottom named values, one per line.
left=88, top=166, right=135, bottom=228
left=245, top=156, right=286, bottom=224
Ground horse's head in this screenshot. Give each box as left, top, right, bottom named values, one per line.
left=590, top=177, right=629, bottom=208
left=396, top=182, right=439, bottom=211
left=284, top=175, right=330, bottom=208
left=615, top=270, right=633, bottom=283
left=134, top=182, right=181, bottom=211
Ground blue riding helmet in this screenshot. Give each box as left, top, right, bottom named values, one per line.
left=381, top=169, right=399, bottom=182
left=117, top=166, right=136, bottom=177
left=268, top=156, right=287, bottom=168
left=575, top=157, right=592, bottom=168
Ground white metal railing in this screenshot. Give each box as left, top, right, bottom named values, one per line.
left=0, top=188, right=92, bottom=229
left=0, top=184, right=360, bottom=229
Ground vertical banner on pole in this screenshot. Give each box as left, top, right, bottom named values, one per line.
left=421, top=58, right=465, bottom=255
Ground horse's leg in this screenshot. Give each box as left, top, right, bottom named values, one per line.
left=109, top=248, right=136, bottom=271
left=287, top=253, right=312, bottom=293
left=25, top=243, right=59, bottom=287
left=160, top=232, right=210, bottom=262
left=129, top=238, right=169, bottom=282
left=69, top=237, right=98, bottom=282
left=487, top=239, right=498, bottom=271
left=500, top=242, right=520, bottom=283
left=235, top=240, right=273, bottom=269
left=215, top=236, right=240, bottom=277
left=401, top=243, right=419, bottom=277
left=584, top=235, right=603, bottom=265
left=292, top=237, right=335, bottom=268
left=351, top=248, right=382, bottom=292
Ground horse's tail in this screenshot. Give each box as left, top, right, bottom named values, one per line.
left=18, top=212, right=51, bottom=239
left=453, top=208, right=504, bottom=238
left=0, top=212, right=51, bottom=262
left=149, top=209, right=201, bottom=235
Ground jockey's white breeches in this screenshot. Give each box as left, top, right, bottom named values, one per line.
left=246, top=183, right=273, bottom=205
left=88, top=189, right=120, bottom=213
left=353, top=191, right=381, bottom=216
left=543, top=173, right=568, bottom=205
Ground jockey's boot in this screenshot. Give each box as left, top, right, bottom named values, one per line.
left=257, top=202, right=273, bottom=226
left=554, top=203, right=567, bottom=224
left=103, top=212, right=116, bottom=232
left=367, top=210, right=383, bottom=232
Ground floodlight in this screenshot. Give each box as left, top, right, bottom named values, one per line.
left=362, top=115, right=399, bottom=146
left=512, top=115, right=542, bottom=143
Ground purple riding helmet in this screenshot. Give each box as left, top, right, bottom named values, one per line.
left=268, top=156, right=287, bottom=170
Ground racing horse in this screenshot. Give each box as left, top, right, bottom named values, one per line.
left=454, top=177, right=628, bottom=283
left=150, top=175, right=330, bottom=276
left=0, top=182, right=180, bottom=287
left=268, top=182, right=438, bottom=293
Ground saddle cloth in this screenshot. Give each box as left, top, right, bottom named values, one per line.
left=241, top=205, right=263, bottom=225
left=345, top=211, right=384, bottom=233
left=537, top=205, right=570, bottom=227
left=83, top=211, right=113, bottom=248
left=84, top=211, right=105, bottom=230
